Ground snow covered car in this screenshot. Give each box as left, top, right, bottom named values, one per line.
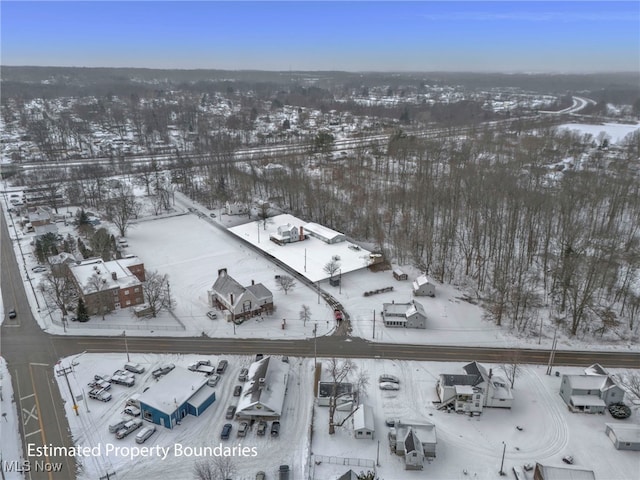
left=124, top=362, right=145, bottom=374
left=152, top=363, right=175, bottom=379
left=237, top=421, right=249, bottom=437
left=89, top=388, right=112, bottom=402
left=115, top=419, right=143, bottom=439
left=378, top=374, right=400, bottom=384
left=256, top=420, right=267, bottom=436
left=206, top=311, right=217, bottom=320
left=123, top=406, right=141, bottom=417
left=88, top=379, right=111, bottom=390
left=233, top=385, right=242, bottom=396
left=238, top=368, right=249, bottom=382
left=135, top=425, right=156, bottom=444
left=207, top=374, right=221, bottom=387
left=379, top=381, right=400, bottom=391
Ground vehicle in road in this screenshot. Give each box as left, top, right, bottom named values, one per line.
left=225, top=405, right=236, bottom=419
left=256, top=420, right=267, bottom=436
left=209, top=212, right=216, bottom=218
left=221, top=423, right=232, bottom=440
left=152, top=363, right=175, bottom=379
left=115, top=419, right=143, bottom=439
left=124, top=362, right=145, bottom=374
left=378, top=374, right=400, bottom=384
left=135, top=425, right=156, bottom=444
left=278, top=464, right=290, bottom=480
left=8, top=309, right=16, bottom=319
left=237, top=421, right=249, bottom=437
left=123, top=406, right=141, bottom=417
left=207, top=374, right=220, bottom=387
left=89, top=388, right=112, bottom=402
left=216, top=359, right=228, bottom=374
left=271, top=421, right=280, bottom=437
left=238, top=367, right=249, bottom=381
left=233, top=385, right=242, bottom=396
left=379, top=381, right=400, bottom=391
left=206, top=311, right=217, bottom=320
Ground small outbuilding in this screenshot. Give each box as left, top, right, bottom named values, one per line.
left=352, top=404, right=375, bottom=439
left=412, top=274, right=435, bottom=297
left=393, top=268, right=408, bottom=281
left=605, top=423, right=640, bottom=451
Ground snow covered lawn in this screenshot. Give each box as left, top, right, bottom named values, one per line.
left=0, top=357, right=25, bottom=480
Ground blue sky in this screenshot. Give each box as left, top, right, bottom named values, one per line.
left=1, top=1, right=638, bottom=72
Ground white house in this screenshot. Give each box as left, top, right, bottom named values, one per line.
left=382, top=300, right=427, bottom=329
left=269, top=223, right=304, bottom=245
left=463, top=361, right=513, bottom=409
left=352, top=404, right=374, bottom=439
left=225, top=201, right=248, bottom=215
left=208, top=268, right=273, bottom=322
left=413, top=274, right=435, bottom=297
left=235, top=356, right=289, bottom=419
left=559, top=374, right=625, bottom=413
left=389, top=423, right=436, bottom=470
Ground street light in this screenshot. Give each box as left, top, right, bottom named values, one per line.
left=499, top=442, right=506, bottom=476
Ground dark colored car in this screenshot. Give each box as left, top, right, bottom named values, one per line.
left=233, top=385, right=242, bottom=396
left=216, top=359, right=228, bottom=374
left=279, top=464, right=290, bottom=480
left=221, top=423, right=232, bottom=440
left=225, top=405, right=236, bottom=420
left=8, top=309, right=17, bottom=319
left=271, top=421, right=280, bottom=437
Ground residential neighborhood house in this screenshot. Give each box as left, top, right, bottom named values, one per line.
left=412, top=274, right=436, bottom=297
left=559, top=373, right=625, bottom=413
left=382, top=300, right=427, bottom=329
left=389, top=422, right=437, bottom=470
left=208, top=268, right=274, bottom=322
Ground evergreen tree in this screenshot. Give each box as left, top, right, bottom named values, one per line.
left=76, top=298, right=89, bottom=322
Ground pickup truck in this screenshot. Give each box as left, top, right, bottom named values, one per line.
left=89, top=388, right=112, bottom=402
left=115, top=419, right=143, bottom=439
left=188, top=362, right=216, bottom=375
left=111, top=374, right=135, bottom=387
left=152, top=363, right=175, bottom=379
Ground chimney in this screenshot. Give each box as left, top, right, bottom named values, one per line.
left=299, top=226, right=304, bottom=241
left=251, top=279, right=255, bottom=285
left=230, top=293, right=234, bottom=305
left=489, top=368, right=493, bottom=379
left=111, top=272, right=117, bottom=281
left=218, top=268, right=227, bottom=277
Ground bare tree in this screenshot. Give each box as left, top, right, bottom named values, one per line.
left=104, top=185, right=141, bottom=238
left=326, top=358, right=357, bottom=434
left=276, top=275, right=296, bottom=295
left=615, top=371, right=640, bottom=401
left=501, top=351, right=521, bottom=389
left=85, top=273, right=113, bottom=320
left=353, top=369, right=370, bottom=404
left=193, top=457, right=237, bottom=480
left=39, top=272, right=77, bottom=317
left=299, top=304, right=311, bottom=326
left=324, top=258, right=341, bottom=280
left=143, top=270, right=174, bottom=317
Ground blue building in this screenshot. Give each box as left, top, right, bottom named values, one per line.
left=138, top=366, right=215, bottom=429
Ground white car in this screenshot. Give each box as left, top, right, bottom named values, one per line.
left=379, top=382, right=400, bottom=391
left=207, top=374, right=221, bottom=387
left=206, top=311, right=217, bottom=320
left=123, top=405, right=141, bottom=417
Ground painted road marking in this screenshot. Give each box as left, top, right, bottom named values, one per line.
left=22, top=405, right=38, bottom=424
left=25, top=428, right=42, bottom=438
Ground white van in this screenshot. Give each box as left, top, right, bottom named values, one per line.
left=124, top=362, right=145, bottom=374
left=135, top=425, right=156, bottom=444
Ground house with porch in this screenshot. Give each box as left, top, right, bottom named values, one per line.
left=559, top=373, right=625, bottom=413
left=382, top=300, right=427, bottom=329
left=208, top=268, right=273, bottom=322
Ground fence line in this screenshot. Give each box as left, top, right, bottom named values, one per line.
left=312, top=454, right=375, bottom=468
left=50, top=317, right=185, bottom=331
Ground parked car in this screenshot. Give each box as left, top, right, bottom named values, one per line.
left=562, top=455, right=574, bottom=465
left=152, top=363, right=175, bottom=379
left=379, top=381, right=400, bottom=391
left=238, top=368, right=249, bottom=382
left=216, top=359, right=228, bottom=374
left=206, top=311, right=217, bottom=320
left=278, top=464, right=290, bottom=480
left=115, top=419, right=143, bottom=439
left=123, top=406, right=141, bottom=417
left=282, top=356, right=289, bottom=363
left=94, top=374, right=112, bottom=383
left=233, top=385, right=242, bottom=396
left=207, top=374, right=220, bottom=387
left=256, top=472, right=266, bottom=480
left=88, top=388, right=112, bottom=402
left=124, top=362, right=145, bottom=374
left=111, top=374, right=135, bottom=387
left=256, top=420, right=267, bottom=436
left=126, top=394, right=141, bottom=409
left=255, top=353, right=264, bottom=361
left=108, top=419, right=128, bottom=433
left=225, top=405, right=236, bottom=419
left=113, top=369, right=135, bottom=378
left=221, top=423, right=232, bottom=440
left=135, top=425, right=156, bottom=444
left=237, top=421, right=249, bottom=437
left=271, top=421, right=280, bottom=437
left=31, top=265, right=47, bottom=273
left=88, top=379, right=111, bottom=390
left=379, top=374, right=400, bottom=384
left=8, top=309, right=16, bottom=319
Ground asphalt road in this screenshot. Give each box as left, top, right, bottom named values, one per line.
left=3, top=200, right=640, bottom=480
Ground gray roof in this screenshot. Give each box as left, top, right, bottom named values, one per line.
left=246, top=283, right=272, bottom=301
left=212, top=272, right=246, bottom=302
left=606, top=423, right=640, bottom=444
left=318, top=382, right=353, bottom=398
left=440, top=374, right=480, bottom=387
left=535, top=464, right=595, bottom=480
left=463, top=361, right=488, bottom=386
left=404, top=428, right=420, bottom=454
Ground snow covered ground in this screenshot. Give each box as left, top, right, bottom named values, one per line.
left=0, top=357, right=25, bottom=480
left=49, top=353, right=640, bottom=480
left=557, top=122, right=639, bottom=144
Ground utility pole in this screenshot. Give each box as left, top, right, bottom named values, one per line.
left=546, top=328, right=558, bottom=375
left=499, top=442, right=506, bottom=475
left=56, top=363, right=79, bottom=416
left=123, top=331, right=130, bottom=362
left=372, top=310, right=376, bottom=339
left=313, top=323, right=318, bottom=368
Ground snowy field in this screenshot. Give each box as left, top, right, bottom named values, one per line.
left=49, top=353, right=640, bottom=480
left=0, top=357, right=25, bottom=480
left=557, top=122, right=639, bottom=144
